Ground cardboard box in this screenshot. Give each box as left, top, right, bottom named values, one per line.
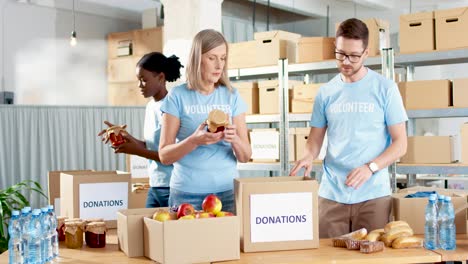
left=129, top=188, right=149, bottom=209
left=254, top=30, right=301, bottom=66
left=143, top=216, right=240, bottom=264
left=117, top=208, right=157, bottom=257
left=133, top=27, right=163, bottom=56
left=453, top=78, right=468, bottom=107
left=400, top=136, right=455, bottom=163
left=250, top=129, right=279, bottom=161
left=291, top=99, right=314, bottom=113
left=297, top=37, right=335, bottom=63
left=60, top=171, right=131, bottom=228
left=435, top=7, right=468, bottom=50
left=462, top=123, right=468, bottom=164
left=399, top=11, right=435, bottom=53
left=393, top=189, right=467, bottom=234
left=335, top=19, right=389, bottom=56
left=289, top=129, right=295, bottom=162
left=126, top=154, right=149, bottom=179
left=108, top=31, right=134, bottom=59
left=108, top=82, right=150, bottom=106
left=295, top=127, right=310, bottom=161
left=398, top=80, right=451, bottom=109
left=234, top=82, right=259, bottom=114
left=108, top=57, right=139, bottom=83
left=258, top=80, right=302, bottom=114
left=48, top=170, right=93, bottom=215
left=234, top=176, right=319, bottom=252
left=228, top=41, right=257, bottom=69
left=292, top=83, right=322, bottom=100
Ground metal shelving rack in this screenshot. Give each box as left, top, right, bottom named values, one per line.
left=231, top=48, right=468, bottom=182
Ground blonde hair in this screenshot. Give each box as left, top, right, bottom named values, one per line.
left=186, top=29, right=232, bottom=92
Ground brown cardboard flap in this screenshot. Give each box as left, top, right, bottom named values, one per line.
left=118, top=208, right=156, bottom=257
left=254, top=30, right=301, bottom=41
left=400, top=11, right=434, bottom=22
left=435, top=7, right=468, bottom=19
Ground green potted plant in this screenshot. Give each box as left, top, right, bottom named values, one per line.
left=0, top=180, right=47, bottom=253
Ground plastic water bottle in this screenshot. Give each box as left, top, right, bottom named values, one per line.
left=27, top=209, right=42, bottom=264
left=424, top=194, right=438, bottom=250
left=40, top=207, right=51, bottom=262
left=439, top=196, right=456, bottom=250
left=48, top=205, right=59, bottom=259
left=437, top=194, right=445, bottom=212
left=20, top=207, right=31, bottom=263
left=8, top=210, right=24, bottom=264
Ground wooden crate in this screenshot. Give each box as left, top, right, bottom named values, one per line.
left=133, top=27, right=163, bottom=56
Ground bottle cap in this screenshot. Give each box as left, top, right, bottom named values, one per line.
left=41, top=207, right=48, bottom=213
left=444, top=196, right=452, bottom=202
left=48, top=205, right=54, bottom=210
left=429, top=194, right=437, bottom=201
left=32, top=209, right=41, bottom=215
left=12, top=210, right=19, bottom=216
left=438, top=194, right=445, bottom=200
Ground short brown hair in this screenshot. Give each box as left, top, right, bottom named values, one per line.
left=186, top=29, right=232, bottom=92
left=336, top=18, right=369, bottom=49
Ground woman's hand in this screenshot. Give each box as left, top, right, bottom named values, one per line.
left=189, top=123, right=224, bottom=146
left=97, top=120, right=116, bottom=144
left=223, top=124, right=239, bottom=144
left=113, top=132, right=145, bottom=154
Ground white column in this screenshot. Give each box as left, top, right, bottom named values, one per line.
left=161, top=0, right=223, bottom=88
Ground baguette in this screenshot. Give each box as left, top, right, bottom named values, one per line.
left=341, top=228, right=368, bottom=240
left=391, top=236, right=423, bottom=249
left=366, top=229, right=385, bottom=242
left=384, top=221, right=409, bottom=233
left=380, top=226, right=413, bottom=247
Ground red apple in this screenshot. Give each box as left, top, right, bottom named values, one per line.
left=195, top=211, right=216, bottom=218
left=153, top=210, right=171, bottom=222
left=178, top=214, right=195, bottom=220
left=177, top=203, right=195, bottom=219
left=202, top=194, right=222, bottom=215
left=216, top=211, right=234, bottom=217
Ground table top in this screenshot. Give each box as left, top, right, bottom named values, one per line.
left=2, top=232, right=467, bottom=264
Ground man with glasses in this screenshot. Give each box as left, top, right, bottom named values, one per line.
left=290, top=18, right=408, bottom=238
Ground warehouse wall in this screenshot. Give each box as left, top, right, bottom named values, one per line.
left=0, top=0, right=139, bottom=105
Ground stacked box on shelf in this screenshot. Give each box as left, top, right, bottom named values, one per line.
left=398, top=80, right=451, bottom=109
left=399, top=11, right=435, bottom=53
left=258, top=80, right=302, bottom=114
left=254, top=30, right=301, bottom=66
left=249, top=129, right=279, bottom=162
left=296, top=37, right=335, bottom=63
left=453, top=78, right=468, bottom=107
left=335, top=18, right=389, bottom=56
left=462, top=123, right=468, bottom=164
left=233, top=81, right=259, bottom=115
left=435, top=7, right=468, bottom=50
left=291, top=83, right=322, bottom=113
left=228, top=41, right=257, bottom=69
left=400, top=136, right=455, bottom=163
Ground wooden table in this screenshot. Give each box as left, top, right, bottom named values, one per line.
left=5, top=232, right=467, bottom=264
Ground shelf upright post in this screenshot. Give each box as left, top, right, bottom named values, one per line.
left=404, top=64, right=417, bottom=187
left=278, top=59, right=290, bottom=176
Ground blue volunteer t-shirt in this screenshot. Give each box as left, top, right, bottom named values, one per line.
left=160, top=83, right=247, bottom=193
left=144, top=99, right=173, bottom=187
left=311, top=68, right=408, bottom=204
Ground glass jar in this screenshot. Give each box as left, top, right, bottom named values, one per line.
left=64, top=221, right=84, bottom=249
left=106, top=125, right=127, bottom=147
left=84, top=218, right=104, bottom=225
left=57, top=216, right=68, bottom=241
left=85, top=221, right=107, bottom=248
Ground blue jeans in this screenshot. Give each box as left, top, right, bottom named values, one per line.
left=169, top=189, right=235, bottom=214
left=146, top=187, right=170, bottom=208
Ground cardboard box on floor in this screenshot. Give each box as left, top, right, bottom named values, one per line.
left=143, top=215, right=240, bottom=264
left=398, top=80, right=451, bottom=109
left=48, top=170, right=94, bottom=216
left=393, top=188, right=468, bottom=234
left=462, top=123, right=468, bottom=164
left=234, top=81, right=259, bottom=115
left=400, top=136, right=455, bottom=163
left=117, top=208, right=157, bottom=257
left=60, top=171, right=131, bottom=228
left=435, top=7, right=468, bottom=50
left=453, top=78, right=468, bottom=108
left=234, top=176, right=319, bottom=252
left=399, top=11, right=435, bottom=53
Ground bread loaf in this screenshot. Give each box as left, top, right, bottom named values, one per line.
left=381, top=226, right=413, bottom=247
left=360, top=241, right=384, bottom=253
left=366, top=229, right=385, bottom=242
left=384, top=221, right=409, bottom=233
left=392, top=236, right=423, bottom=249
left=341, top=228, right=368, bottom=240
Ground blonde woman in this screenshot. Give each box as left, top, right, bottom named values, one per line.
left=159, top=29, right=251, bottom=213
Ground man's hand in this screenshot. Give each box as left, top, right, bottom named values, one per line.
left=289, top=158, right=314, bottom=176
left=345, top=165, right=373, bottom=189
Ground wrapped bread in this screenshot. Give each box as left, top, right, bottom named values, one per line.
left=341, top=228, right=368, bottom=240
left=365, top=229, right=385, bottom=242
left=332, top=237, right=348, bottom=248
left=384, top=220, right=410, bottom=233
left=392, top=236, right=423, bottom=249
left=360, top=241, right=384, bottom=253
left=345, top=239, right=362, bottom=250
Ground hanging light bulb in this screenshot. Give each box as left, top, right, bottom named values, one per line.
left=70, top=30, right=77, bottom=46
left=70, top=0, right=77, bottom=47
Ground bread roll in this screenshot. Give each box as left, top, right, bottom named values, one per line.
left=392, top=236, right=423, bottom=249
left=384, top=221, right=409, bottom=233
left=365, top=232, right=382, bottom=242
left=381, top=226, right=413, bottom=247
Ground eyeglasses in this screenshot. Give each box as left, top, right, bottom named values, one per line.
left=334, top=51, right=364, bottom=63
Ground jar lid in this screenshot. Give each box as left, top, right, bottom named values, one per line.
left=207, top=109, right=228, bottom=126
left=57, top=216, right=68, bottom=221
left=106, top=125, right=127, bottom=136
left=65, top=220, right=84, bottom=227
left=85, top=221, right=107, bottom=234
left=65, top=218, right=82, bottom=222
left=85, top=218, right=104, bottom=223
left=87, top=221, right=106, bottom=227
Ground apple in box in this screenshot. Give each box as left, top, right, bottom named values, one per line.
left=202, top=194, right=222, bottom=215
left=195, top=211, right=216, bottom=218
left=177, top=203, right=195, bottom=219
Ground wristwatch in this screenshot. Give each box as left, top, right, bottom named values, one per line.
left=368, top=162, right=379, bottom=173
